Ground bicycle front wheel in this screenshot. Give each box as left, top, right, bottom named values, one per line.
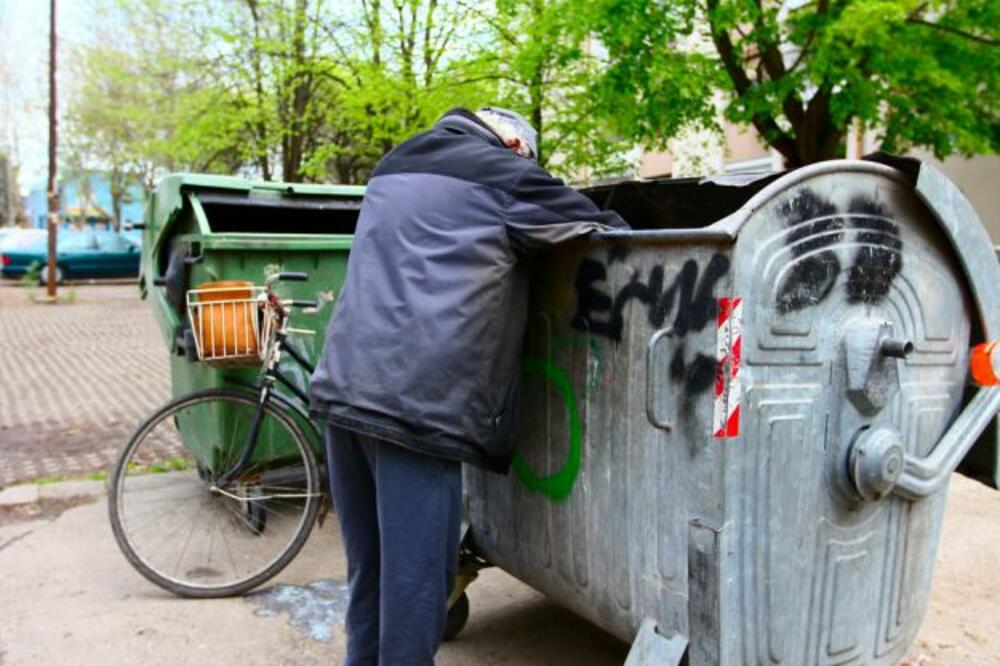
left=108, top=388, right=322, bottom=598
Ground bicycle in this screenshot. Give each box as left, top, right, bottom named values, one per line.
left=108, top=271, right=477, bottom=639
left=108, top=272, right=480, bottom=640
left=108, top=272, right=325, bottom=598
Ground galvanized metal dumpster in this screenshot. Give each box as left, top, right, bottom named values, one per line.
left=464, top=157, right=1000, bottom=665
left=138, top=174, right=363, bottom=456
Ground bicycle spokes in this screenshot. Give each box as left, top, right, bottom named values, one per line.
left=109, top=390, right=321, bottom=597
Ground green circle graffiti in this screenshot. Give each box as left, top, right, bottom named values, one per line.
left=511, top=357, right=582, bottom=502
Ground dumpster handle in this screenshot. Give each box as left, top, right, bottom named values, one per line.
left=893, top=387, right=1000, bottom=500
left=646, top=327, right=675, bottom=432
left=184, top=246, right=204, bottom=265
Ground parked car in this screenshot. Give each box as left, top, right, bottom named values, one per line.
left=0, top=229, right=141, bottom=283
left=0, top=228, right=47, bottom=254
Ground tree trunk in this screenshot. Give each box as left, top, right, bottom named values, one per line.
left=246, top=0, right=272, bottom=181
left=282, top=0, right=310, bottom=182
left=529, top=0, right=545, bottom=165
left=110, top=169, right=124, bottom=232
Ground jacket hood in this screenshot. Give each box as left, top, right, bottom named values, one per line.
left=436, top=108, right=506, bottom=150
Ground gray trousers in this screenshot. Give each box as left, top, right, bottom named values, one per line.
left=324, top=426, right=463, bottom=666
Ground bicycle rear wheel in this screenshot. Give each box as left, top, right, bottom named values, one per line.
left=108, top=388, right=322, bottom=598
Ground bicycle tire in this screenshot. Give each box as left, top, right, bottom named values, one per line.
left=108, top=388, right=322, bottom=598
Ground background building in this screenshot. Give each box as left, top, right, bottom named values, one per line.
left=0, top=152, right=22, bottom=227
left=24, top=171, right=144, bottom=230
left=637, top=125, right=999, bottom=247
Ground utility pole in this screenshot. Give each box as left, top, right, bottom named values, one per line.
left=0, top=155, right=10, bottom=226
left=46, top=0, right=58, bottom=298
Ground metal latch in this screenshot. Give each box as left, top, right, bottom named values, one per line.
left=844, top=320, right=913, bottom=415
left=845, top=340, right=1000, bottom=502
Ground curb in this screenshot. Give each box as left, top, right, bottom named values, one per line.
left=0, top=479, right=106, bottom=508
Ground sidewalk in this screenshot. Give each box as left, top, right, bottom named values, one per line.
left=0, top=282, right=169, bottom=487
left=0, top=479, right=627, bottom=666
left=0, top=474, right=998, bottom=664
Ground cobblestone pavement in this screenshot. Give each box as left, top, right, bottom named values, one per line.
left=0, top=282, right=169, bottom=486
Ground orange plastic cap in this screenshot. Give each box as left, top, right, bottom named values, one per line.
left=971, top=341, right=1000, bottom=386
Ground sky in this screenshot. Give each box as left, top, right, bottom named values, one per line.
left=0, top=0, right=91, bottom=193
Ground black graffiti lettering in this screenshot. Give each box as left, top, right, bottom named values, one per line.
left=776, top=255, right=840, bottom=314
left=845, top=198, right=903, bottom=304
left=775, top=189, right=844, bottom=314
left=666, top=255, right=730, bottom=336
left=774, top=191, right=903, bottom=313
left=571, top=253, right=730, bottom=397
left=607, top=243, right=631, bottom=265
left=572, top=253, right=731, bottom=343
left=669, top=344, right=717, bottom=394
left=571, top=259, right=618, bottom=338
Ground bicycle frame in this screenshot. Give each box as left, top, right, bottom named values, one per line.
left=216, top=276, right=318, bottom=486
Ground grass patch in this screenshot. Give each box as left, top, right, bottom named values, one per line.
left=20, top=260, right=41, bottom=286
left=127, top=456, right=194, bottom=475
left=148, top=456, right=194, bottom=473
left=33, top=469, right=107, bottom=485
left=33, top=475, right=66, bottom=486
left=22, top=260, right=78, bottom=304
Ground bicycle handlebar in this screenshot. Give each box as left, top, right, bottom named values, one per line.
left=265, top=271, right=309, bottom=287
left=287, top=299, right=319, bottom=309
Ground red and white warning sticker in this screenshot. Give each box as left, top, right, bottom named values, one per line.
left=713, top=296, right=742, bottom=439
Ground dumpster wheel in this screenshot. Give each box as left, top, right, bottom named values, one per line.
left=443, top=532, right=492, bottom=641
left=443, top=592, right=470, bottom=642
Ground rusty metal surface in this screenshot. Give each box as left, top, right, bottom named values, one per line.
left=466, top=162, right=985, bottom=664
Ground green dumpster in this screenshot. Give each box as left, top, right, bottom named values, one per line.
left=139, top=174, right=363, bottom=462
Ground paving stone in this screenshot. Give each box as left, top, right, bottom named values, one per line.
left=0, top=483, right=40, bottom=506
left=0, top=283, right=170, bottom=487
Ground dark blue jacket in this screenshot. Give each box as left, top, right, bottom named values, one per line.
left=310, top=109, right=628, bottom=470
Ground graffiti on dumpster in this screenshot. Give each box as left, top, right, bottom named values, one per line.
left=669, top=344, right=717, bottom=394
left=512, top=356, right=582, bottom=502
left=844, top=198, right=903, bottom=304
left=517, top=192, right=904, bottom=500
left=773, top=190, right=841, bottom=313
left=516, top=253, right=730, bottom=500
left=571, top=253, right=730, bottom=342
left=775, top=190, right=903, bottom=314
left=570, top=253, right=729, bottom=396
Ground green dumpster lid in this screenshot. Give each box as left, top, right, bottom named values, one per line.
left=157, top=172, right=365, bottom=197
left=148, top=173, right=366, bottom=248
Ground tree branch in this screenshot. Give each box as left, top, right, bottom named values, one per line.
left=751, top=1, right=804, bottom=128
left=705, top=0, right=799, bottom=163
left=906, top=18, right=999, bottom=46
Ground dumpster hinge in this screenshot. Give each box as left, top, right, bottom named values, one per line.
left=624, top=617, right=688, bottom=666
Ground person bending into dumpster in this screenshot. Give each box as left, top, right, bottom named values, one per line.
left=309, top=107, right=628, bottom=665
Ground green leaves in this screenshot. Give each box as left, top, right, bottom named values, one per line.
left=588, top=0, right=998, bottom=166
left=67, top=0, right=997, bottom=186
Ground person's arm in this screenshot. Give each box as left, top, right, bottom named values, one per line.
left=503, top=161, right=629, bottom=254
